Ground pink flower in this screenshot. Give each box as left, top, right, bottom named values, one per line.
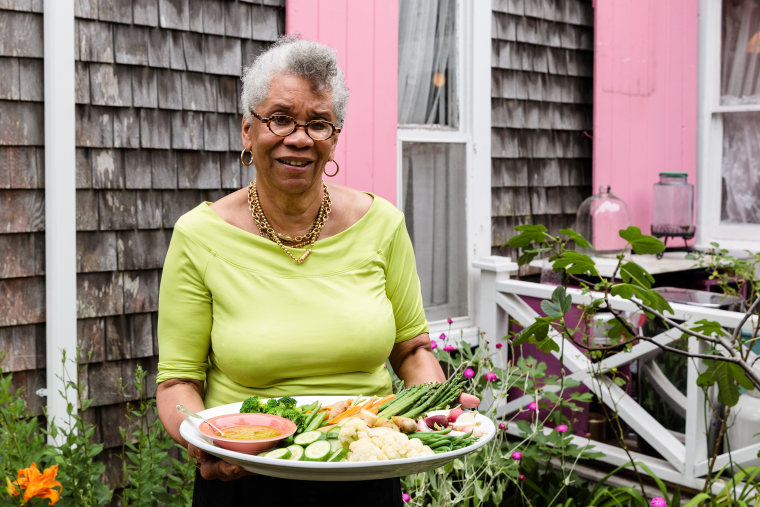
left=650, top=497, right=667, bottom=507
left=463, top=368, right=475, bottom=378
left=443, top=344, right=455, bottom=352
left=556, top=424, right=568, bottom=433
left=430, top=339, right=438, bottom=349
left=447, top=318, right=453, bottom=324
left=519, top=474, right=525, bottom=481
left=511, top=451, right=522, bottom=460
left=498, top=422, right=507, bottom=430
left=495, top=343, right=503, bottom=349
left=402, top=493, right=411, bottom=503
left=528, top=402, right=538, bottom=411
left=439, top=332, right=447, bottom=340
left=484, top=372, right=498, bottom=382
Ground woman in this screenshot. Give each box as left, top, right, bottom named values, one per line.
left=155, top=36, right=478, bottom=505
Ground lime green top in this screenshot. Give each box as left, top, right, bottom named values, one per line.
left=156, top=195, right=428, bottom=408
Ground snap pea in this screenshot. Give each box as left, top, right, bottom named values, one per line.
left=301, top=402, right=322, bottom=430
left=448, top=431, right=473, bottom=445
left=408, top=427, right=452, bottom=438
left=304, top=410, right=328, bottom=432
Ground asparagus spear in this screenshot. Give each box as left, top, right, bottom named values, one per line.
left=401, top=374, right=465, bottom=418
left=377, top=383, right=437, bottom=418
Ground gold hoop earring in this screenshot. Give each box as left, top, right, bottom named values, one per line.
left=324, top=159, right=339, bottom=177
left=240, top=148, right=254, bottom=167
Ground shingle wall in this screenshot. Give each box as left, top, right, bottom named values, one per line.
left=490, top=0, right=594, bottom=257
left=0, top=0, right=47, bottom=415
left=0, top=0, right=283, bottom=482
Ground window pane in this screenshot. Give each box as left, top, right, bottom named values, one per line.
left=721, top=112, right=760, bottom=223
left=398, top=0, right=458, bottom=127
left=402, top=142, right=467, bottom=321
left=721, top=0, right=760, bottom=105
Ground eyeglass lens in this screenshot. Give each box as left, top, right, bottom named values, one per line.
left=268, top=115, right=334, bottom=141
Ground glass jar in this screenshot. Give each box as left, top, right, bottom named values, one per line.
left=575, top=185, right=632, bottom=254
left=651, top=172, right=695, bottom=239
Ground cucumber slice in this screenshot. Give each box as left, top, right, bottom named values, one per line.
left=285, top=444, right=304, bottom=461
left=325, top=427, right=341, bottom=439
left=327, top=447, right=348, bottom=462
left=303, top=440, right=332, bottom=461
left=293, top=430, right=325, bottom=446
left=261, top=447, right=291, bottom=459
left=328, top=439, right=343, bottom=453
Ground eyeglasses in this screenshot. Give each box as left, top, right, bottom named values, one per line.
left=250, top=110, right=341, bottom=141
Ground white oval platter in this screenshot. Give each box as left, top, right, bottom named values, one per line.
left=179, top=396, right=496, bottom=481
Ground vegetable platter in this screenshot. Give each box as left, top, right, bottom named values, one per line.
left=179, top=395, right=496, bottom=481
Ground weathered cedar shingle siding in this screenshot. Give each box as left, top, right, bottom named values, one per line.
left=491, top=0, right=594, bottom=257
left=1, top=0, right=283, bottom=485
left=0, top=1, right=46, bottom=413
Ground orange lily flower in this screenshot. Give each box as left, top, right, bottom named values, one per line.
left=9, top=463, right=62, bottom=505
left=6, top=476, right=19, bottom=497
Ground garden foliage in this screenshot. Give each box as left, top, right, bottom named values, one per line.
left=0, top=354, right=193, bottom=506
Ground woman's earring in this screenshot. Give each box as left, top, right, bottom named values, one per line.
left=324, top=159, right=339, bottom=177
left=240, top=148, right=254, bottom=167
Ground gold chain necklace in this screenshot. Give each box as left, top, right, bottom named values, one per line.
left=247, top=180, right=331, bottom=264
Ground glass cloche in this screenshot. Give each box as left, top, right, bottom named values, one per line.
left=575, top=185, right=632, bottom=254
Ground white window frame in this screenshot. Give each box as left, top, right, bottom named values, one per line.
left=697, top=0, right=760, bottom=251
left=396, top=0, right=491, bottom=342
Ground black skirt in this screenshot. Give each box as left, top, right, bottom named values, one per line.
left=192, top=470, right=404, bottom=506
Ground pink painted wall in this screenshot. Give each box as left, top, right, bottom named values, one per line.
left=593, top=0, right=698, bottom=240
left=286, top=0, right=399, bottom=204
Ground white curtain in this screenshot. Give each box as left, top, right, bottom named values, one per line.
left=398, top=0, right=457, bottom=126
left=402, top=143, right=467, bottom=319
left=720, top=0, right=760, bottom=223
left=722, top=113, right=760, bottom=223
left=721, top=0, right=760, bottom=104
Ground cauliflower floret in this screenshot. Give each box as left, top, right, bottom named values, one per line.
left=338, top=417, right=371, bottom=446
left=345, top=425, right=435, bottom=461
left=404, top=437, right=434, bottom=458
left=366, top=427, right=408, bottom=459
left=347, top=438, right=389, bottom=462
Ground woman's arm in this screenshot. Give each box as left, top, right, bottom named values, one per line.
left=156, top=379, right=247, bottom=481
left=156, top=378, right=205, bottom=445
left=389, top=333, right=445, bottom=385
left=389, top=333, right=480, bottom=408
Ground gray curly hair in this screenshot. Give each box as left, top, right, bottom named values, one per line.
left=240, top=36, right=350, bottom=127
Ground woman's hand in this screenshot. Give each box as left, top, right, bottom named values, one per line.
left=188, top=444, right=251, bottom=481
left=458, top=392, right=480, bottom=409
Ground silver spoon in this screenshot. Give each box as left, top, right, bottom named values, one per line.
left=176, top=404, right=226, bottom=436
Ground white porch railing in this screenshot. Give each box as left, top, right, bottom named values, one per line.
left=474, top=256, right=760, bottom=492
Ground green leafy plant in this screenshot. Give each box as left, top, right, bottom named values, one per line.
left=401, top=331, right=618, bottom=506
left=0, top=354, right=194, bottom=506
left=505, top=224, right=760, bottom=503
left=42, top=351, right=112, bottom=506
left=118, top=365, right=194, bottom=506
left=0, top=359, right=47, bottom=486
left=507, top=225, right=760, bottom=399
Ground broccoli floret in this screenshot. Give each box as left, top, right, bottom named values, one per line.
left=240, top=396, right=264, bottom=413
left=267, top=406, right=306, bottom=431
left=277, top=396, right=298, bottom=409
left=241, top=396, right=305, bottom=430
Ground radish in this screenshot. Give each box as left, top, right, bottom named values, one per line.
left=423, top=414, right=449, bottom=430
left=448, top=407, right=464, bottom=423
